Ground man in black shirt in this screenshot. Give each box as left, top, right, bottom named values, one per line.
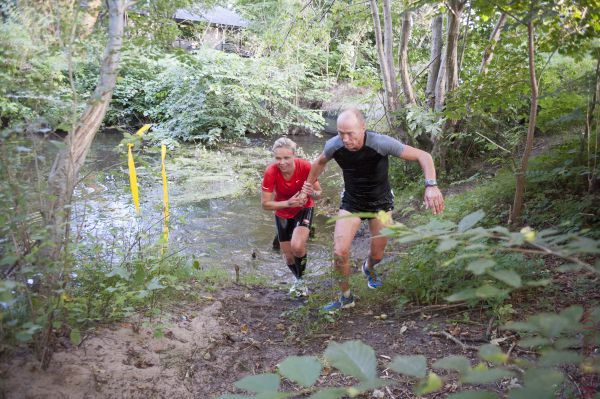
left=302, top=108, right=445, bottom=312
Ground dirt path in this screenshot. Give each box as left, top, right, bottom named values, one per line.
left=1, top=283, right=495, bottom=399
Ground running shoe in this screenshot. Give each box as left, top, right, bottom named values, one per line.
left=289, top=278, right=309, bottom=297
left=362, top=260, right=382, bottom=289
left=322, top=294, right=355, bottom=312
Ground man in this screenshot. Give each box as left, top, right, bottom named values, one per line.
left=261, top=138, right=322, bottom=297
left=301, top=108, right=444, bottom=311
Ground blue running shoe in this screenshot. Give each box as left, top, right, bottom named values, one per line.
left=362, top=260, right=382, bottom=289
left=322, top=294, right=355, bottom=312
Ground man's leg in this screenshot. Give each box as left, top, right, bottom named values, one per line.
left=333, top=210, right=362, bottom=293
left=360, top=212, right=392, bottom=289
left=366, top=212, right=392, bottom=267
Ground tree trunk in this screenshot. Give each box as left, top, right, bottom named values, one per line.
left=399, top=10, right=416, bottom=104
left=45, top=0, right=127, bottom=257
left=426, top=15, right=443, bottom=110
left=446, top=0, right=465, bottom=93
left=479, top=13, right=507, bottom=75
left=511, top=20, right=538, bottom=225
left=434, top=37, right=447, bottom=112
left=369, top=0, right=394, bottom=112
left=585, top=53, right=600, bottom=193
left=382, top=0, right=398, bottom=109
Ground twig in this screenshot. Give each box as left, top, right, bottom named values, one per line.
left=385, top=385, right=397, bottom=399
left=486, top=316, right=496, bottom=340
left=397, top=303, right=468, bottom=319
left=430, top=331, right=478, bottom=351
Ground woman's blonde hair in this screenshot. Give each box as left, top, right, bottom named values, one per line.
left=272, top=137, right=297, bottom=154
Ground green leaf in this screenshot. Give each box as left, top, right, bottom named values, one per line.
left=432, top=355, right=471, bottom=374
left=389, top=355, right=427, bottom=378
left=415, top=372, right=443, bottom=395
left=462, top=367, right=514, bottom=384
left=524, top=279, right=551, bottom=287
left=216, top=395, right=251, bottom=399
left=278, top=356, right=321, bottom=387
left=554, top=337, right=581, bottom=350
left=437, top=239, right=460, bottom=253
left=475, top=285, right=507, bottom=299
left=478, top=345, right=507, bottom=364
left=106, top=266, right=130, bottom=280
left=467, top=259, right=496, bottom=275
left=446, top=288, right=477, bottom=302
left=254, top=393, right=291, bottom=399
left=70, top=328, right=82, bottom=346
left=458, top=210, right=485, bottom=232
left=324, top=340, right=377, bottom=382
left=307, top=388, right=347, bottom=399
left=559, top=305, right=584, bottom=324
left=447, top=392, right=499, bottom=399
left=487, top=269, right=522, bottom=288
left=508, top=368, right=564, bottom=399
left=539, top=350, right=583, bottom=366
left=518, top=337, right=550, bottom=348
left=234, top=374, right=280, bottom=393
left=352, top=378, right=390, bottom=393
left=146, top=277, right=165, bottom=291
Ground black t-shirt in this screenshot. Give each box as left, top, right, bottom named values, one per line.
left=323, top=131, right=405, bottom=212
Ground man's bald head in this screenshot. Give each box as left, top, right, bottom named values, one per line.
left=337, top=108, right=366, bottom=127
left=336, top=108, right=366, bottom=151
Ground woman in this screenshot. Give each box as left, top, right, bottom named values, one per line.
left=261, top=138, right=322, bottom=297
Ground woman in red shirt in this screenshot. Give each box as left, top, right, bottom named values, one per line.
left=261, top=138, right=322, bottom=297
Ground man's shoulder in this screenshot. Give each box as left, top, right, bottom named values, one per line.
left=366, top=130, right=404, bottom=156
left=324, top=135, right=344, bottom=157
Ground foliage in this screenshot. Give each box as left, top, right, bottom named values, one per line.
left=142, top=49, right=327, bottom=144
left=219, top=211, right=600, bottom=398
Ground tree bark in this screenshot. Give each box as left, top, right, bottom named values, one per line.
left=511, top=20, right=538, bottom=225
left=426, top=15, right=443, bottom=110
left=434, top=35, right=447, bottom=112
left=585, top=53, right=600, bottom=193
left=399, top=10, right=416, bottom=104
left=479, top=13, right=507, bottom=75
left=446, top=0, right=465, bottom=93
left=369, top=0, right=394, bottom=111
left=45, top=0, right=127, bottom=257
left=382, top=0, right=398, bottom=109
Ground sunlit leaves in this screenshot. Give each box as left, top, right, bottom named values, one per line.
left=433, top=355, right=471, bottom=374
left=278, top=356, right=321, bottom=387
left=458, top=210, right=485, bottom=232
left=324, top=340, right=377, bottom=382
left=389, top=355, right=427, bottom=378
left=234, top=374, right=280, bottom=393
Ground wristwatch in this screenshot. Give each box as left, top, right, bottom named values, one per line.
left=425, top=179, right=438, bottom=187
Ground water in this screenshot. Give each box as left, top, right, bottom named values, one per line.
left=73, top=132, right=344, bottom=282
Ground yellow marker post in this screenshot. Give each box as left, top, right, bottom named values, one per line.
left=127, top=124, right=150, bottom=216
left=127, top=143, right=140, bottom=215
left=161, top=144, right=170, bottom=244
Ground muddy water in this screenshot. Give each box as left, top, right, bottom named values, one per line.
left=73, top=133, right=345, bottom=283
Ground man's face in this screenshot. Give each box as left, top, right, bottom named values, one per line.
left=273, top=147, right=295, bottom=174
left=337, top=116, right=366, bottom=151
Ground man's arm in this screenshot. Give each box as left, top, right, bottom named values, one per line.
left=301, top=153, right=329, bottom=196
left=399, top=145, right=445, bottom=215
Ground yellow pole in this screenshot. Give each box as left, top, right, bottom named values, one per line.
left=161, top=144, right=170, bottom=244
left=136, top=124, right=151, bottom=137
left=127, top=143, right=140, bottom=216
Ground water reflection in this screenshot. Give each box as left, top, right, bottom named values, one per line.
left=73, top=132, right=343, bottom=284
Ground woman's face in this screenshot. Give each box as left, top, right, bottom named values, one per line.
left=273, top=147, right=295, bottom=174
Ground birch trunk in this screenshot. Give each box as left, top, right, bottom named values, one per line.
left=479, top=13, right=507, bottom=75
left=399, top=10, right=416, bottom=104
left=511, top=20, right=538, bottom=224
left=382, top=0, right=398, bottom=109
left=426, top=15, right=443, bottom=110
left=45, top=0, right=127, bottom=257
left=369, top=0, right=394, bottom=112
left=446, top=0, right=465, bottom=93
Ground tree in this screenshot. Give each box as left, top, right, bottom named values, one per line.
left=398, top=9, right=416, bottom=105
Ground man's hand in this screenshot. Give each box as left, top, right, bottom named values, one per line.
left=287, top=191, right=307, bottom=207
left=424, top=186, right=444, bottom=215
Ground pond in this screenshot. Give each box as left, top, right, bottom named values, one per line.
left=73, top=132, right=348, bottom=284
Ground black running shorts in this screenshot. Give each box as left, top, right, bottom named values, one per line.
left=275, top=207, right=313, bottom=242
